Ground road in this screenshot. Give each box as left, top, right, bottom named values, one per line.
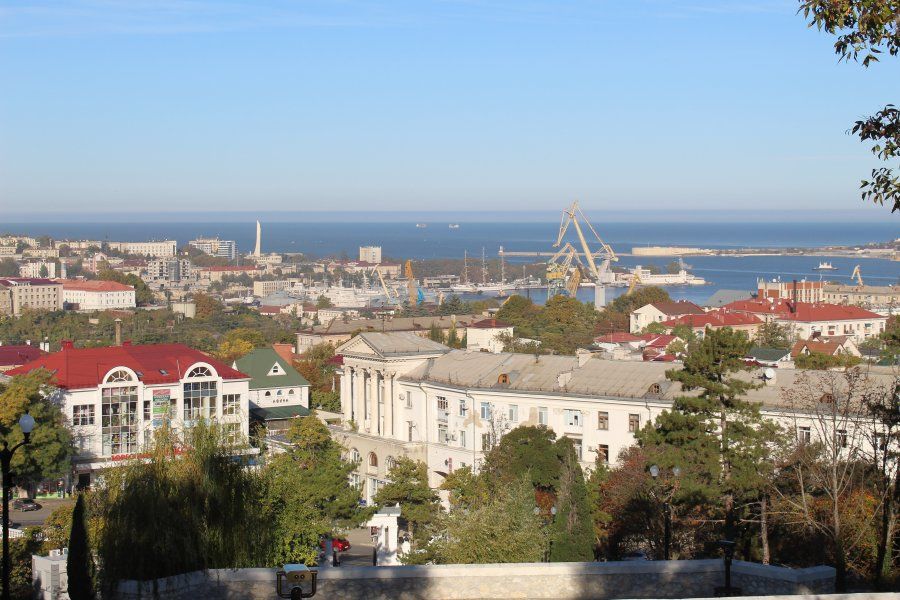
left=334, top=528, right=376, bottom=567
left=6, top=497, right=73, bottom=528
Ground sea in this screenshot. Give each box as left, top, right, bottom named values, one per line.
left=7, top=220, right=899, bottom=305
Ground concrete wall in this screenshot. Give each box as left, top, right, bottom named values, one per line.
left=112, top=559, right=835, bottom=600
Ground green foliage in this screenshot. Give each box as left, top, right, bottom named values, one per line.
left=0, top=258, right=20, bottom=277
left=428, top=323, right=444, bottom=343
left=496, top=295, right=542, bottom=339
left=3, top=527, right=44, bottom=600
left=374, top=458, right=440, bottom=545
left=264, top=414, right=369, bottom=566
left=607, top=286, right=670, bottom=315
left=643, top=321, right=667, bottom=334
left=495, top=295, right=599, bottom=355
left=0, top=370, right=72, bottom=489
left=548, top=439, right=594, bottom=562
left=795, top=351, right=862, bottom=370
left=440, top=465, right=489, bottom=510
left=311, top=390, right=341, bottom=412
left=754, top=322, right=794, bottom=350
left=315, top=295, right=333, bottom=309
left=97, top=268, right=154, bottom=305
left=483, top=425, right=561, bottom=491
left=67, top=494, right=95, bottom=600
left=431, top=478, right=546, bottom=564
left=799, top=1, right=900, bottom=211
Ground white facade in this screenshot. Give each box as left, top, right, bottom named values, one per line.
left=19, top=261, right=57, bottom=279
left=107, top=241, right=178, bottom=258
left=189, top=238, right=237, bottom=260
left=359, top=246, right=382, bottom=264
left=629, top=305, right=669, bottom=333
left=146, top=258, right=193, bottom=283
left=61, top=285, right=136, bottom=311
left=466, top=324, right=513, bottom=353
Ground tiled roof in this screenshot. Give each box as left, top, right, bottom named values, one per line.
left=59, top=280, right=133, bottom=292
left=7, top=343, right=248, bottom=390
left=340, top=332, right=451, bottom=357
left=470, top=318, right=512, bottom=329
left=724, top=299, right=883, bottom=322
left=595, top=332, right=643, bottom=344
left=0, top=278, right=59, bottom=286
left=704, top=289, right=754, bottom=308
left=662, top=310, right=762, bottom=328
left=790, top=337, right=855, bottom=358
left=0, top=345, right=46, bottom=367
left=649, top=301, right=705, bottom=316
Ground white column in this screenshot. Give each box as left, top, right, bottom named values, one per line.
left=341, top=367, right=352, bottom=424
left=385, top=373, right=395, bottom=439
left=377, top=371, right=383, bottom=436
left=354, top=367, right=365, bottom=428
left=368, top=368, right=378, bottom=433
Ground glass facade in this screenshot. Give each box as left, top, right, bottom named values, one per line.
left=101, top=385, right=138, bottom=455
left=183, top=380, right=217, bottom=421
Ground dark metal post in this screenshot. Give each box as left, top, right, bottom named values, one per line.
left=663, top=502, right=671, bottom=560
left=2, top=447, right=10, bottom=600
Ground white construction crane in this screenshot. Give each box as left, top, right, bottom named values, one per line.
left=554, top=200, right=618, bottom=283
left=851, top=265, right=864, bottom=288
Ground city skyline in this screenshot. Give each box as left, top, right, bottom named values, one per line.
left=1, top=1, right=898, bottom=214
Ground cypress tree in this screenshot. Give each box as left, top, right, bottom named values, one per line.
left=548, top=438, right=594, bottom=562
left=67, top=494, right=94, bottom=600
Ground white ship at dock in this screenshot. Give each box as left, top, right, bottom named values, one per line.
left=617, top=265, right=707, bottom=286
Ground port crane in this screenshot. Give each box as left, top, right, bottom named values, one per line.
left=547, top=201, right=618, bottom=305
left=374, top=265, right=401, bottom=306
left=404, top=260, right=425, bottom=305
left=851, top=265, right=864, bottom=288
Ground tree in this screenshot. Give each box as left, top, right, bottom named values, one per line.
left=38, top=264, right=49, bottom=278
left=607, top=286, right=670, bottom=315
left=0, top=258, right=20, bottom=277
left=0, top=370, right=72, bottom=492
left=774, top=368, right=889, bottom=590
left=795, top=351, right=861, bottom=370
left=264, top=414, right=368, bottom=566
left=640, top=328, right=770, bottom=542
left=67, top=494, right=95, bottom=600
left=535, top=296, right=598, bottom=355
left=428, top=324, right=444, bottom=343
left=373, top=458, right=440, bottom=548
left=496, top=295, right=541, bottom=339
left=483, top=425, right=560, bottom=491
left=754, top=322, right=794, bottom=350
left=191, top=293, right=222, bottom=319
left=97, top=269, right=154, bottom=305
left=799, top=1, right=900, bottom=212
left=432, top=477, right=546, bottom=564
left=548, top=438, right=594, bottom=562
left=316, top=295, right=333, bottom=309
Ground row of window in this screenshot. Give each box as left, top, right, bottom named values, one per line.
left=73, top=391, right=242, bottom=427
left=797, top=426, right=848, bottom=448
left=437, top=397, right=642, bottom=433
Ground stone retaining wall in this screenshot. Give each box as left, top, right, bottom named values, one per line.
left=113, top=559, right=836, bottom=600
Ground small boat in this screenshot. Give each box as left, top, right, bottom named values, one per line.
left=813, top=262, right=838, bottom=271
left=448, top=223, right=460, bottom=229
left=416, top=223, right=428, bottom=228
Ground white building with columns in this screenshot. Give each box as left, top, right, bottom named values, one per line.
left=335, top=332, right=895, bottom=505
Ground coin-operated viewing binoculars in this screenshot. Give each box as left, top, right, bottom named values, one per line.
left=276, top=564, right=318, bottom=599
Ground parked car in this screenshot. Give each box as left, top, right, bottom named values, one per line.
left=622, top=550, right=649, bottom=561
left=12, top=499, right=41, bottom=512
left=319, top=537, right=351, bottom=552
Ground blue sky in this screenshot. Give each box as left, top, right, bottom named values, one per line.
left=1, top=0, right=897, bottom=217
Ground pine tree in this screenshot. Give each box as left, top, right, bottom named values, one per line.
left=374, top=458, right=440, bottom=543
left=548, top=439, right=594, bottom=562
left=66, top=494, right=94, bottom=600
left=639, top=328, right=774, bottom=541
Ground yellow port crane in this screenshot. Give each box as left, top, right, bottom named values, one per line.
left=554, top=201, right=618, bottom=282
left=851, top=265, right=864, bottom=288
left=374, top=265, right=400, bottom=305
left=404, top=260, right=418, bottom=305
left=547, top=201, right=618, bottom=301
left=626, top=268, right=642, bottom=295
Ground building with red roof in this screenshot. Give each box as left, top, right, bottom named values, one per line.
left=58, top=279, right=136, bottom=311
left=661, top=309, right=763, bottom=338
left=8, top=342, right=251, bottom=485
left=629, top=300, right=705, bottom=333
left=0, top=344, right=46, bottom=372
left=723, top=299, right=886, bottom=343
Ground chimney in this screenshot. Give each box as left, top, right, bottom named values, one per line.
left=61, top=340, right=74, bottom=350
left=114, top=318, right=122, bottom=346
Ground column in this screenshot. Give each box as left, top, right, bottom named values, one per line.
left=353, top=368, right=365, bottom=428
left=376, top=371, right=383, bottom=436
left=341, top=367, right=352, bottom=424
left=368, top=368, right=378, bottom=433
left=385, top=373, right=395, bottom=439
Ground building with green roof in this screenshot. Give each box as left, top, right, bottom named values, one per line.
left=234, top=347, right=310, bottom=432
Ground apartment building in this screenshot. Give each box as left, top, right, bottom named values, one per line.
left=189, top=238, right=238, bottom=261
left=0, top=278, right=64, bottom=316
left=60, top=280, right=136, bottom=311
left=107, top=241, right=178, bottom=258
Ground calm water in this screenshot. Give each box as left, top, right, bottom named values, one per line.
left=8, top=221, right=898, bottom=303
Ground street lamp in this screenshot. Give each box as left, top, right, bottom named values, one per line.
left=649, top=464, right=680, bottom=561
left=2, top=412, right=35, bottom=600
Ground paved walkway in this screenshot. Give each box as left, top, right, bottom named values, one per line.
left=335, top=528, right=376, bottom=567
left=7, top=497, right=73, bottom=528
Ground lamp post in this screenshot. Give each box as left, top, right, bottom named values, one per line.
left=649, top=464, right=680, bottom=561
left=715, top=539, right=738, bottom=597
left=2, top=412, right=35, bottom=600
left=534, top=505, right=557, bottom=562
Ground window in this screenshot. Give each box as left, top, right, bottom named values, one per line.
left=836, top=429, right=848, bottom=449
left=350, top=448, right=361, bottom=464
left=187, top=366, right=212, bottom=378
left=597, top=411, right=609, bottom=430
left=482, top=433, right=492, bottom=451
left=106, top=369, right=133, bottom=383
left=223, top=422, right=241, bottom=444
left=538, top=406, right=548, bottom=426
left=438, top=424, right=449, bottom=444
left=571, top=438, right=583, bottom=460
left=183, top=380, right=217, bottom=421
left=101, top=385, right=138, bottom=456
left=437, top=396, right=449, bottom=422
left=628, top=414, right=641, bottom=433
left=798, top=426, right=811, bottom=444
left=386, top=456, right=396, bottom=471
left=508, top=404, right=518, bottom=422
left=405, top=391, right=412, bottom=409
left=143, top=399, right=151, bottom=421
left=73, top=404, right=94, bottom=426
left=564, top=409, right=581, bottom=427
left=458, top=399, right=468, bottom=417
left=289, top=389, right=295, bottom=395
left=264, top=391, right=272, bottom=397
left=368, top=452, right=378, bottom=467
left=223, top=394, right=240, bottom=416
left=597, top=444, right=610, bottom=464
left=480, top=402, right=492, bottom=420
left=459, top=430, right=467, bottom=448
left=349, top=473, right=361, bottom=489
left=407, top=421, right=414, bottom=442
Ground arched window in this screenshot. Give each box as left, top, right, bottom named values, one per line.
left=277, top=390, right=283, bottom=396
left=498, top=373, right=510, bottom=384
left=265, top=391, right=272, bottom=397
left=368, top=452, right=378, bottom=467
left=288, top=389, right=295, bottom=395
left=350, top=448, right=361, bottom=464
left=648, top=383, right=661, bottom=395
left=187, top=366, right=212, bottom=378
left=106, top=369, right=133, bottom=383
left=386, top=456, right=396, bottom=471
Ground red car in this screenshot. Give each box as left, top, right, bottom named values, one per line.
left=320, top=538, right=351, bottom=552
